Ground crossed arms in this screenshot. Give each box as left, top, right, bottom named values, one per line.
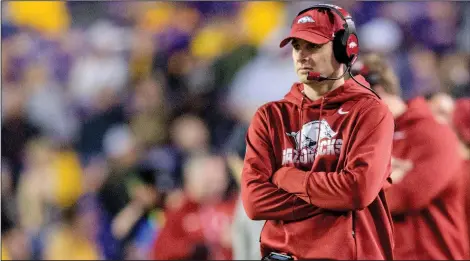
left=241, top=103, right=394, bottom=220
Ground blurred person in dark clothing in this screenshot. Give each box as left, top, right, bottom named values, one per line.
left=128, top=74, right=181, bottom=192
left=166, top=113, right=212, bottom=187
left=151, top=154, right=237, bottom=260
left=359, top=53, right=469, bottom=259
left=97, top=124, right=164, bottom=260
left=1, top=161, right=31, bottom=260
left=1, top=84, right=40, bottom=191
left=75, top=93, right=126, bottom=163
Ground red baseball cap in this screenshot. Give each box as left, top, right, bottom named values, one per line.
left=453, top=98, right=470, bottom=144
left=280, top=8, right=343, bottom=48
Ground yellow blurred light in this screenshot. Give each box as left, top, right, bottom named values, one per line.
left=190, top=26, right=229, bottom=60
left=53, top=150, right=84, bottom=208
left=8, top=1, right=70, bottom=37
left=240, top=2, right=286, bottom=46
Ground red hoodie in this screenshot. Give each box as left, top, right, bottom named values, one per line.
left=464, top=160, right=470, bottom=258
left=151, top=195, right=237, bottom=260
left=385, top=97, right=469, bottom=260
left=241, top=76, right=395, bottom=260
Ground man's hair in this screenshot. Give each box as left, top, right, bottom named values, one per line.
left=361, top=53, right=402, bottom=97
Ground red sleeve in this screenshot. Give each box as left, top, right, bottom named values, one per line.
left=385, top=124, right=462, bottom=215
left=241, top=106, right=321, bottom=221
left=272, top=103, right=394, bottom=211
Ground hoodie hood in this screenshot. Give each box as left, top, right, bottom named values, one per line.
left=396, top=97, right=434, bottom=127
left=284, top=75, right=375, bottom=108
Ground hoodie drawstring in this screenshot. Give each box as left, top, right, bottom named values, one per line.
left=315, top=97, right=326, bottom=158
left=298, top=94, right=305, bottom=167
left=292, top=93, right=306, bottom=220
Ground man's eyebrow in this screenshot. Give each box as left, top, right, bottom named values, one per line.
left=309, top=42, right=325, bottom=48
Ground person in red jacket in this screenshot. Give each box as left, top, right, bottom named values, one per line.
left=453, top=98, right=470, bottom=257
left=359, top=53, right=469, bottom=260
left=151, top=155, right=237, bottom=260
left=241, top=4, right=395, bottom=260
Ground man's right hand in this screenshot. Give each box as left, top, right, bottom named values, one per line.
left=390, top=157, right=413, bottom=184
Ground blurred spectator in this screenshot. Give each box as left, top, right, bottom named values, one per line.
left=151, top=154, right=237, bottom=260
left=457, top=3, right=470, bottom=53
left=170, top=114, right=211, bottom=156
left=438, top=52, right=470, bottom=98
left=23, top=59, right=79, bottom=144
left=226, top=26, right=297, bottom=124
left=68, top=20, right=128, bottom=114
left=453, top=98, right=470, bottom=160
left=2, top=84, right=40, bottom=190
left=16, top=138, right=58, bottom=234
left=425, top=91, right=456, bottom=125
left=406, top=47, right=442, bottom=98
left=97, top=124, right=149, bottom=259
left=358, top=17, right=403, bottom=54
left=223, top=25, right=297, bottom=159
left=360, top=53, right=469, bottom=259
left=452, top=98, right=470, bottom=255
left=43, top=198, right=101, bottom=260
left=1, top=161, right=28, bottom=260
left=129, top=74, right=170, bottom=149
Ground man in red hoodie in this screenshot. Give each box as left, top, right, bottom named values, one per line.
left=241, top=4, right=395, bottom=260
left=359, top=53, right=469, bottom=260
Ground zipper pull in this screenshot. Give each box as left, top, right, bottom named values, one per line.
left=352, top=231, right=356, bottom=238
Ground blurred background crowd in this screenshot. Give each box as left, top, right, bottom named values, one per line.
left=1, top=1, right=470, bottom=260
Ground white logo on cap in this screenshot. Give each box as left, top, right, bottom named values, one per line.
left=297, top=16, right=315, bottom=24
left=348, top=42, right=357, bottom=48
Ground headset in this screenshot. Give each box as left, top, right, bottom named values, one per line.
left=295, top=4, right=381, bottom=99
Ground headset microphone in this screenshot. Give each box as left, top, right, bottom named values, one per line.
left=307, top=72, right=324, bottom=81
left=307, top=69, right=348, bottom=82
left=306, top=67, right=382, bottom=100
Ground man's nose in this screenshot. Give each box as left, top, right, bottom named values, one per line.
left=296, top=49, right=309, bottom=62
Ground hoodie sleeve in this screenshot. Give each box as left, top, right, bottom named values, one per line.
left=241, top=106, right=320, bottom=220
left=385, top=123, right=462, bottom=215
left=272, top=102, right=394, bottom=211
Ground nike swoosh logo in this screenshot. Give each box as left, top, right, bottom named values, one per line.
left=338, top=108, right=349, bottom=115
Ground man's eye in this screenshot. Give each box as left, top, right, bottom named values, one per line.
left=308, top=44, right=321, bottom=50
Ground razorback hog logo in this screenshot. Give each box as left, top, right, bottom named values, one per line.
left=282, top=120, right=343, bottom=165
left=297, top=16, right=315, bottom=24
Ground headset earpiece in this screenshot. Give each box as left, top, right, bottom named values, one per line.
left=333, top=29, right=348, bottom=65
